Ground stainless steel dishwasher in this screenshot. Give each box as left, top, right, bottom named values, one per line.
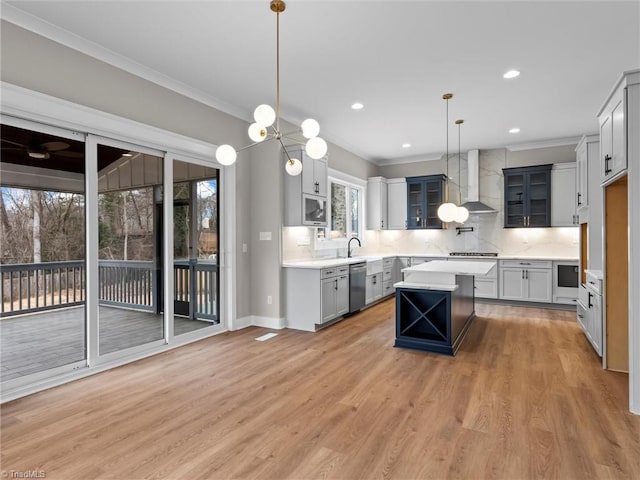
left=349, top=262, right=367, bottom=313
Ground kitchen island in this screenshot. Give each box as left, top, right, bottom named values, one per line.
left=394, top=260, right=496, bottom=355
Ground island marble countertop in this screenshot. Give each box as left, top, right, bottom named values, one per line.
left=397, top=259, right=497, bottom=290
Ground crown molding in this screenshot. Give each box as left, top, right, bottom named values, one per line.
left=505, top=136, right=582, bottom=152
left=375, top=153, right=442, bottom=167
left=1, top=3, right=250, bottom=122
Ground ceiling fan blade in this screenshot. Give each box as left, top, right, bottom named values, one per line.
left=41, top=141, right=70, bottom=152
left=1, top=139, right=26, bottom=148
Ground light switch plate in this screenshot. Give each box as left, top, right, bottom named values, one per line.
left=259, top=231, right=272, bottom=241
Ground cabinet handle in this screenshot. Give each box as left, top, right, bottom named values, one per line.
left=381, top=219, right=384, bottom=228
left=588, top=291, right=593, bottom=308
left=525, top=270, right=528, bottom=280
left=577, top=192, right=582, bottom=206
left=519, top=262, right=531, bottom=265
left=335, top=279, right=338, bottom=290
left=604, top=154, right=612, bottom=174
left=522, top=270, right=525, bottom=279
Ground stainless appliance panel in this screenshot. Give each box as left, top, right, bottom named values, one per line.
left=349, top=262, right=367, bottom=313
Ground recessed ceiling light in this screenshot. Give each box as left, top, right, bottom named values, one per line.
left=504, top=70, right=520, bottom=79
left=509, top=128, right=521, bottom=134
left=351, top=102, right=364, bottom=110
left=402, top=143, right=411, bottom=148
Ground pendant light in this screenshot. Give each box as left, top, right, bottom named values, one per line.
left=215, top=1, right=327, bottom=175
left=437, top=93, right=457, bottom=222
left=453, top=119, right=469, bottom=223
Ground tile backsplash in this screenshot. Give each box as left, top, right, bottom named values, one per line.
left=282, top=221, right=579, bottom=261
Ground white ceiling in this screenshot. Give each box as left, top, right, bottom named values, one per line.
left=3, top=1, right=639, bottom=164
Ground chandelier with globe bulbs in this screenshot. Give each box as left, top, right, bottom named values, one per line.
left=215, top=0, right=327, bottom=176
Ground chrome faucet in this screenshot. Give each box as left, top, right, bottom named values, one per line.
left=347, top=237, right=361, bottom=258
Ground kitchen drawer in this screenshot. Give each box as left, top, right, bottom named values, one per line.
left=585, top=270, right=603, bottom=294
left=321, top=267, right=338, bottom=279
left=383, top=269, right=393, bottom=281
left=500, top=259, right=552, bottom=269
left=383, top=279, right=394, bottom=297
left=383, top=257, right=395, bottom=268
left=337, top=265, right=350, bottom=275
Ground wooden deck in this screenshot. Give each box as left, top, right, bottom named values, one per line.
left=0, top=306, right=213, bottom=382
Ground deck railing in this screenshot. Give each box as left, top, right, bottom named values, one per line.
left=1, top=260, right=218, bottom=319
left=0, top=261, right=85, bottom=316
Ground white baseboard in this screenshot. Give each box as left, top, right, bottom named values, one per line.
left=231, top=315, right=286, bottom=330
left=232, top=316, right=254, bottom=331
left=251, top=316, right=286, bottom=330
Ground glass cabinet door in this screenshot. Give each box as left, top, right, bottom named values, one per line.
left=505, top=172, right=525, bottom=227
left=407, top=181, right=424, bottom=229
left=528, top=171, right=549, bottom=226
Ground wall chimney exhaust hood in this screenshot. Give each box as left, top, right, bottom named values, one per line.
left=460, top=149, right=497, bottom=214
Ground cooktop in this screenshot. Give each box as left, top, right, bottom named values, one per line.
left=449, top=252, right=498, bottom=257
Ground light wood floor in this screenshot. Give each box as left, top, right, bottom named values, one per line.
left=2, top=300, right=639, bottom=479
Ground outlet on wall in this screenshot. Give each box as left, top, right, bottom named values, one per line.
left=267, top=295, right=272, bottom=305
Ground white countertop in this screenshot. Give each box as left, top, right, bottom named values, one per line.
left=400, top=259, right=496, bottom=290
left=282, top=255, right=392, bottom=269
left=402, top=260, right=496, bottom=276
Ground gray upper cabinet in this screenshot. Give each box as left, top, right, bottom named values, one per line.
left=302, top=152, right=327, bottom=197
left=598, top=79, right=627, bottom=184
left=284, top=146, right=328, bottom=227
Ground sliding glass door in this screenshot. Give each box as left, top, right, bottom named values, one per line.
left=172, top=159, right=220, bottom=336
left=1, top=120, right=87, bottom=384
left=95, top=139, right=165, bottom=357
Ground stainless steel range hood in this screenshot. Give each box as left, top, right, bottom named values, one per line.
left=460, top=149, right=497, bottom=214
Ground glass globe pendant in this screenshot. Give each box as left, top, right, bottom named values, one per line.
left=215, top=144, right=237, bottom=166
left=305, top=137, right=328, bottom=159
left=253, top=104, right=276, bottom=127
left=437, top=202, right=458, bottom=223
left=285, top=157, right=302, bottom=176
left=453, top=206, right=469, bottom=223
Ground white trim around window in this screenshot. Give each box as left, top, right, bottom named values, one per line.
left=315, top=169, right=367, bottom=251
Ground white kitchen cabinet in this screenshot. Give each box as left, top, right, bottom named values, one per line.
left=302, top=153, right=328, bottom=197
left=578, top=278, right=603, bottom=357
left=321, top=277, right=338, bottom=323
left=599, top=84, right=627, bottom=184
left=575, top=135, right=599, bottom=223
left=366, top=177, right=388, bottom=230
left=499, top=259, right=552, bottom=303
left=365, top=259, right=383, bottom=304
left=365, top=273, right=383, bottom=304
left=285, top=265, right=349, bottom=331
left=587, top=289, right=603, bottom=356
left=387, top=178, right=407, bottom=229
left=551, top=163, right=578, bottom=226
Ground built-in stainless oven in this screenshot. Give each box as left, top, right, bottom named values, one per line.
left=552, top=261, right=579, bottom=304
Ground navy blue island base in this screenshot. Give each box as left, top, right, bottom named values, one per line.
left=394, top=274, right=476, bottom=356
